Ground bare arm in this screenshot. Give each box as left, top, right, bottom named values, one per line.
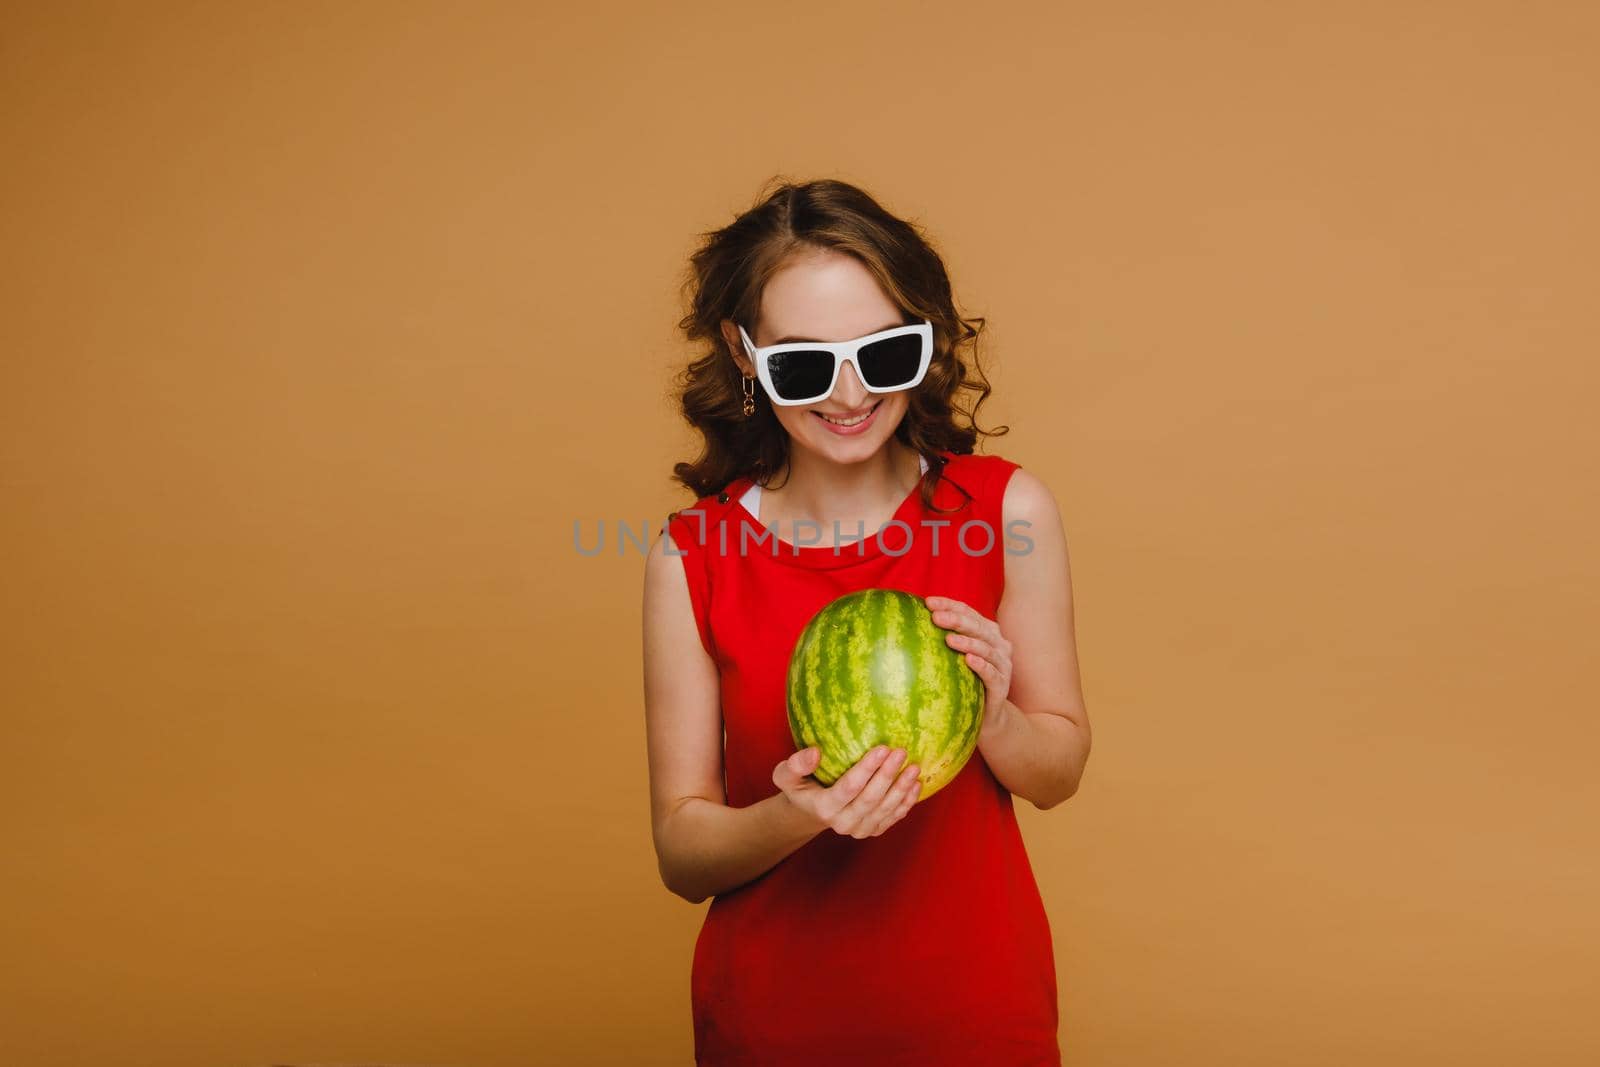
left=643, top=528, right=827, bottom=904
left=646, top=523, right=932, bottom=902
left=966, top=469, right=1093, bottom=809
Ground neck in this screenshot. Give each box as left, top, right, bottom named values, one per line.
left=769, top=439, right=920, bottom=530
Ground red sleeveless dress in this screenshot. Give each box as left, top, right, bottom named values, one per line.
left=663, top=450, right=1060, bottom=1066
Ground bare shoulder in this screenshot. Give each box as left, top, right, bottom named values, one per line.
left=644, top=523, right=683, bottom=595
left=1001, top=466, right=1063, bottom=534
left=648, top=522, right=678, bottom=562
left=643, top=519, right=716, bottom=671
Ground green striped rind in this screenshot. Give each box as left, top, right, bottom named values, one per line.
left=786, top=588, right=985, bottom=801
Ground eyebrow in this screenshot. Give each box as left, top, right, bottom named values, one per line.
left=769, top=320, right=906, bottom=345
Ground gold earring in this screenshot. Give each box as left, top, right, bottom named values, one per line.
left=742, top=375, right=756, bottom=417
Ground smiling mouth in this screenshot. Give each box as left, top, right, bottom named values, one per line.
left=814, top=401, right=880, bottom=427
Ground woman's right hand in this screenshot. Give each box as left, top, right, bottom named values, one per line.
left=773, top=745, right=922, bottom=839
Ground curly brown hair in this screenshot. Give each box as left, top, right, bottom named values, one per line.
left=670, top=176, right=1009, bottom=513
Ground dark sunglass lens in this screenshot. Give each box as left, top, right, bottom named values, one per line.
left=858, top=334, right=922, bottom=388
left=767, top=350, right=835, bottom=401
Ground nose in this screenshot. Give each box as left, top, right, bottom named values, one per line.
left=830, top=360, right=870, bottom=409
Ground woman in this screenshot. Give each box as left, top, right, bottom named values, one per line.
left=643, top=178, right=1092, bottom=1065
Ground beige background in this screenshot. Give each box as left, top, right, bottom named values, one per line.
left=3, top=2, right=1597, bottom=1064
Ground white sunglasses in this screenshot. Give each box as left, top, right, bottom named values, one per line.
left=738, top=320, right=934, bottom=407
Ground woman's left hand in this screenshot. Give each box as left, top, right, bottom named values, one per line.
left=925, top=595, right=1012, bottom=732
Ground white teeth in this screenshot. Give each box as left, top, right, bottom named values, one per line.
left=818, top=404, right=875, bottom=426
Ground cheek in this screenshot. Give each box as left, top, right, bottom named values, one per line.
left=774, top=406, right=812, bottom=437
left=879, top=393, right=910, bottom=427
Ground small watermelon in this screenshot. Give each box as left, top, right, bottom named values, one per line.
left=786, top=588, right=985, bottom=802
